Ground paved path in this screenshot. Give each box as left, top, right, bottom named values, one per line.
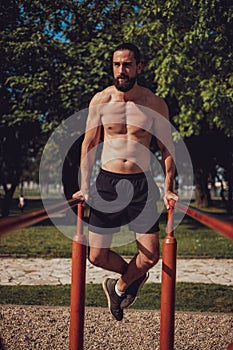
left=0, top=258, right=232, bottom=286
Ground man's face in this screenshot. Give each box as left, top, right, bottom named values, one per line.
left=113, top=49, right=142, bottom=92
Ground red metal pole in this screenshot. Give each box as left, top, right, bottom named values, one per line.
left=160, top=204, right=177, bottom=350
left=69, top=203, right=87, bottom=350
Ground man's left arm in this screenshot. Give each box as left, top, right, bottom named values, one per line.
left=152, top=97, right=178, bottom=209
left=159, top=142, right=178, bottom=209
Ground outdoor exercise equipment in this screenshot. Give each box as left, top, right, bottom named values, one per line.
left=0, top=199, right=233, bottom=350
left=160, top=203, right=176, bottom=350
left=69, top=203, right=86, bottom=350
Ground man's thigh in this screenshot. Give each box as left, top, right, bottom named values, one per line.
left=88, top=230, right=113, bottom=249
left=136, top=232, right=160, bottom=259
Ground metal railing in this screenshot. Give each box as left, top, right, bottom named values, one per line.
left=175, top=201, right=233, bottom=241
left=160, top=201, right=233, bottom=350
left=0, top=198, right=79, bottom=237
left=0, top=200, right=232, bottom=350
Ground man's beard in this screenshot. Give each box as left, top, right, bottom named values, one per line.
left=114, top=74, right=137, bottom=92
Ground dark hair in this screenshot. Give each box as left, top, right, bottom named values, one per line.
left=113, top=43, right=141, bottom=64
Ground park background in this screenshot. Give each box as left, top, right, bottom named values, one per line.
left=0, top=0, right=232, bottom=216
left=0, top=1, right=232, bottom=349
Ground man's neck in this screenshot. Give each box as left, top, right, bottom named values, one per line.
left=114, top=83, right=141, bottom=102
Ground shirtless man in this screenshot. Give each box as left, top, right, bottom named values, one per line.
left=72, top=43, right=178, bottom=321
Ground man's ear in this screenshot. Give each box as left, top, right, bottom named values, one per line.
left=137, top=62, right=143, bottom=74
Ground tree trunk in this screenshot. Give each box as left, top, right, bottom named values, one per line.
left=194, top=166, right=211, bottom=208
left=226, top=165, right=233, bottom=214
left=1, top=184, right=17, bottom=217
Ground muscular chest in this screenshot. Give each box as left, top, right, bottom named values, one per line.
left=100, top=102, right=153, bottom=136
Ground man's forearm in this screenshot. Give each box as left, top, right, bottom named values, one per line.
left=163, top=154, right=176, bottom=193
left=80, top=145, right=96, bottom=193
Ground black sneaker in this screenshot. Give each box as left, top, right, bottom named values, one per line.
left=102, top=278, right=124, bottom=321
left=121, top=272, right=149, bottom=309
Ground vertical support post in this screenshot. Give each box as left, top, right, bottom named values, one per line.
left=69, top=203, right=87, bottom=350
left=160, top=205, right=177, bottom=350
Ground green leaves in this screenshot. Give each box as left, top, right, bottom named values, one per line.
left=1, top=0, right=232, bottom=137
left=131, top=0, right=233, bottom=137
left=0, top=0, right=232, bottom=211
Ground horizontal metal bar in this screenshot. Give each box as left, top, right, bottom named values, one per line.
left=0, top=199, right=81, bottom=236
left=175, top=202, right=233, bottom=240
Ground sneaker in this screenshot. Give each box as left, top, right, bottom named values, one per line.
left=121, top=272, right=149, bottom=309
left=102, top=278, right=124, bottom=321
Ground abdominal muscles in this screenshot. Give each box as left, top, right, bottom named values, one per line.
left=101, top=137, right=151, bottom=174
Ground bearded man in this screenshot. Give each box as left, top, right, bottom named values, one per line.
left=73, top=43, right=178, bottom=321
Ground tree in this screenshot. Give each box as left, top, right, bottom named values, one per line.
left=123, top=0, right=233, bottom=208
left=0, top=0, right=139, bottom=215
left=1, top=0, right=232, bottom=215
left=0, top=1, right=63, bottom=215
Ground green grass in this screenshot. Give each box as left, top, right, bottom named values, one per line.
left=1, top=219, right=232, bottom=258
left=0, top=226, right=72, bottom=258
left=168, top=218, right=233, bottom=258
left=0, top=283, right=232, bottom=313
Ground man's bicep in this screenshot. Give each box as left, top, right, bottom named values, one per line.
left=82, top=124, right=102, bottom=149
left=151, top=100, right=175, bottom=157
left=83, top=95, right=102, bottom=143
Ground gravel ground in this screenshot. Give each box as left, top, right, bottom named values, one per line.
left=0, top=305, right=232, bottom=350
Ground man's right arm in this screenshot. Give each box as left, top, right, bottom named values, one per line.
left=72, top=94, right=102, bottom=203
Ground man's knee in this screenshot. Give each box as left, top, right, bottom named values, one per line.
left=139, top=251, right=160, bottom=270
left=88, top=249, right=108, bottom=268
left=147, top=254, right=159, bottom=269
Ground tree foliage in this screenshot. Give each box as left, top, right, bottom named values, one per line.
left=0, top=0, right=232, bottom=215
left=122, top=0, right=233, bottom=208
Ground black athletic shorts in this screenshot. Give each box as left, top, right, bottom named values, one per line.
left=88, top=168, right=160, bottom=234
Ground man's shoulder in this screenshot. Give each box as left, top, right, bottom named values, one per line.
left=90, top=86, right=114, bottom=106
left=139, top=87, right=168, bottom=117
left=139, top=86, right=164, bottom=103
